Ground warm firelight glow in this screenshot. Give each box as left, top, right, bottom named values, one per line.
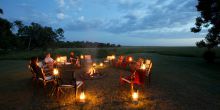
left=80, top=55, right=84, bottom=59
left=140, top=63, right=146, bottom=70
left=53, top=68, right=59, bottom=76
left=128, top=57, right=133, bottom=62
left=111, top=55, right=115, bottom=60
left=88, top=67, right=96, bottom=76
left=132, top=91, right=139, bottom=102
left=79, top=92, right=86, bottom=103
left=100, top=62, right=103, bottom=67
left=56, top=57, right=61, bottom=62
left=93, top=63, right=96, bottom=67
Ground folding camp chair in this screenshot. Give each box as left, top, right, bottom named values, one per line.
left=120, top=59, right=153, bottom=90
left=54, top=71, right=84, bottom=99
left=29, top=64, right=55, bottom=90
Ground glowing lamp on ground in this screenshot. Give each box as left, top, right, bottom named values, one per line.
left=128, top=57, right=133, bottom=62
left=53, top=68, right=59, bottom=76
left=111, top=55, right=115, bottom=60
left=80, top=55, right=84, bottom=59
left=132, top=90, right=139, bottom=103
left=79, top=92, right=86, bottom=103
left=99, top=62, right=103, bottom=67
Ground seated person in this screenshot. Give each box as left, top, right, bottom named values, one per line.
left=44, top=53, right=54, bottom=64
left=69, top=51, right=80, bottom=67
left=30, top=57, right=54, bottom=81
left=69, top=52, right=77, bottom=63
left=44, top=53, right=54, bottom=74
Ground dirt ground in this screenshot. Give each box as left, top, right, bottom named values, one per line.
left=0, top=53, right=219, bottom=110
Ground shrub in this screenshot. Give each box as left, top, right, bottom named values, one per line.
left=203, top=50, right=216, bottom=63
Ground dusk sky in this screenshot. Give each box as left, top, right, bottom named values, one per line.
left=0, top=0, right=205, bottom=46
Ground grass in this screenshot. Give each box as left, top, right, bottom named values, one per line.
left=1, top=46, right=220, bottom=60
left=0, top=50, right=220, bottom=109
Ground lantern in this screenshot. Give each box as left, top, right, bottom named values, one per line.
left=56, top=57, right=61, bottom=62
left=99, top=62, right=103, bottom=67
left=140, top=63, right=146, bottom=70
left=111, top=55, right=115, bottom=60
left=53, top=68, right=59, bottom=76
left=80, top=55, right=84, bottom=59
left=132, top=90, right=139, bottom=103
left=128, top=57, right=133, bottom=62
left=79, top=92, right=86, bottom=103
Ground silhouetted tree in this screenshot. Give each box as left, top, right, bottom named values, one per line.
left=191, top=0, right=220, bottom=62
left=0, top=8, right=3, bottom=15
left=191, top=0, right=220, bottom=49
left=0, top=9, right=14, bottom=50
left=14, top=21, right=64, bottom=50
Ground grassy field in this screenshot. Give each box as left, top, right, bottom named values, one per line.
left=0, top=47, right=220, bottom=110
left=1, top=46, right=220, bottom=60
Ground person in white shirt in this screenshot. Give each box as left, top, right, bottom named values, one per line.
left=44, top=53, right=54, bottom=64
left=44, top=53, right=54, bottom=75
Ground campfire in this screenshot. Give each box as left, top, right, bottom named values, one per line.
left=88, top=67, right=96, bottom=77
left=81, top=64, right=106, bottom=80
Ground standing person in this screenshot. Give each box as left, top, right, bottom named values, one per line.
left=69, top=51, right=76, bottom=63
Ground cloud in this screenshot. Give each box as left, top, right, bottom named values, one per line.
left=57, top=12, right=65, bottom=20
left=65, top=19, right=103, bottom=31
left=57, top=0, right=65, bottom=7
left=78, top=16, right=84, bottom=21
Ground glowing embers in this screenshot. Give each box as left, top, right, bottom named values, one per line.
left=81, top=64, right=106, bottom=80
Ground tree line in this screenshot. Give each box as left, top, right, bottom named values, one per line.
left=58, top=41, right=120, bottom=48
left=0, top=8, right=120, bottom=51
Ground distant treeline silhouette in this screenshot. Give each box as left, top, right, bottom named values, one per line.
left=0, top=8, right=120, bottom=51
left=58, top=41, right=121, bottom=48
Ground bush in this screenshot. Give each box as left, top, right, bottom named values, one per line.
left=203, top=50, right=216, bottom=63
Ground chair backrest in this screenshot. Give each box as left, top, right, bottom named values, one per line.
left=125, top=56, right=133, bottom=63
left=145, top=59, right=153, bottom=76
left=117, top=56, right=124, bottom=63
left=131, top=70, right=145, bottom=85
left=135, top=58, right=144, bottom=69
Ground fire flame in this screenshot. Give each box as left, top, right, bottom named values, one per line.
left=88, top=67, right=96, bottom=76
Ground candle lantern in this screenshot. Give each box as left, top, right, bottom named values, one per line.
left=80, top=55, right=84, bottom=59
left=53, top=68, right=59, bottom=76
left=128, top=57, right=133, bottom=62
left=140, top=63, right=146, bottom=70
left=111, top=55, right=115, bottom=60
left=99, top=62, right=103, bottom=67
left=56, top=57, right=61, bottom=63
left=132, top=90, right=139, bottom=104
left=79, top=91, right=86, bottom=103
